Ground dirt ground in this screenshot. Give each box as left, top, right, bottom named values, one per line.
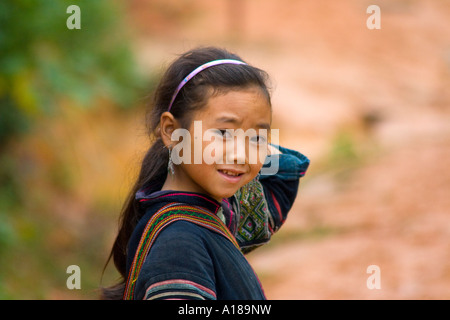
left=125, top=0, right=450, bottom=299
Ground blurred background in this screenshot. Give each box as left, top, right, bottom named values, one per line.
left=0, top=0, right=449, bottom=299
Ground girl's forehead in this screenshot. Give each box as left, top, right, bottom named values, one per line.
left=197, top=87, right=271, bottom=124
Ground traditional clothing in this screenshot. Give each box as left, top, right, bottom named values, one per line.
left=124, top=146, right=309, bottom=300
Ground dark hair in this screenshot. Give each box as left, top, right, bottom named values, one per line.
left=101, top=46, right=272, bottom=299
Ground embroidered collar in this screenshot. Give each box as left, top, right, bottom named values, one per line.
left=137, top=188, right=222, bottom=214
left=135, top=186, right=238, bottom=234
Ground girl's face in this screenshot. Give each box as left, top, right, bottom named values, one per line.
left=169, top=86, right=271, bottom=202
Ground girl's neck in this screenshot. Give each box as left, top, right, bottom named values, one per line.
left=161, top=171, right=222, bottom=202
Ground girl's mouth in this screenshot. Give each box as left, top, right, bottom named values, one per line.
left=217, top=169, right=244, bottom=183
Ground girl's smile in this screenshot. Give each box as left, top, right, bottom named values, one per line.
left=217, top=167, right=247, bottom=183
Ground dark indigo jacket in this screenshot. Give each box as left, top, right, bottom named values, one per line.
left=126, top=145, right=309, bottom=300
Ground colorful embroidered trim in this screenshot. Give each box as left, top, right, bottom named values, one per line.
left=144, top=279, right=217, bottom=300
left=123, top=203, right=240, bottom=300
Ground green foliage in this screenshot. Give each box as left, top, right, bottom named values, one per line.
left=319, top=130, right=365, bottom=183
left=0, top=0, right=148, bottom=299
left=0, top=154, right=20, bottom=255
left=328, top=131, right=360, bottom=167
left=0, top=0, right=145, bottom=145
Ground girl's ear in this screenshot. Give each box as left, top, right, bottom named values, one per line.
left=160, top=112, right=179, bottom=147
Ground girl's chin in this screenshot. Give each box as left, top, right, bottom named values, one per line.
left=211, top=192, right=236, bottom=201
left=211, top=184, right=248, bottom=201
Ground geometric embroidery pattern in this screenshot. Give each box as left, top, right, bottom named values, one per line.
left=234, top=179, right=273, bottom=253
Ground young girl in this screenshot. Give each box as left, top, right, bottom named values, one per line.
left=102, top=47, right=309, bottom=300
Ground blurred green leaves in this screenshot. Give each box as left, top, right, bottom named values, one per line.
left=0, top=0, right=147, bottom=298
left=0, top=0, right=145, bottom=145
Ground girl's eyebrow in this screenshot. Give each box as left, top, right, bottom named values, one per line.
left=215, top=116, right=240, bottom=125
left=215, top=116, right=270, bottom=130
left=257, top=122, right=271, bottom=130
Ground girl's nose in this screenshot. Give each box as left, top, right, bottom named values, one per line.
left=226, top=137, right=247, bottom=164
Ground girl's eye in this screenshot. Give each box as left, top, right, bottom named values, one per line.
left=216, top=129, right=233, bottom=139
left=250, top=135, right=267, bottom=145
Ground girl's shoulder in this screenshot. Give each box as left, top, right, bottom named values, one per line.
left=130, top=200, right=236, bottom=253
left=151, top=220, right=209, bottom=246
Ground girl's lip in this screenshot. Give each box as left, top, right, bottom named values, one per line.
left=217, top=169, right=245, bottom=183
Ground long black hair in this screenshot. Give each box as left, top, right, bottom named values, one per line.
left=101, top=46, right=272, bottom=299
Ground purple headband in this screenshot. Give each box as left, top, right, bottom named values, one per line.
left=167, top=59, right=247, bottom=112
